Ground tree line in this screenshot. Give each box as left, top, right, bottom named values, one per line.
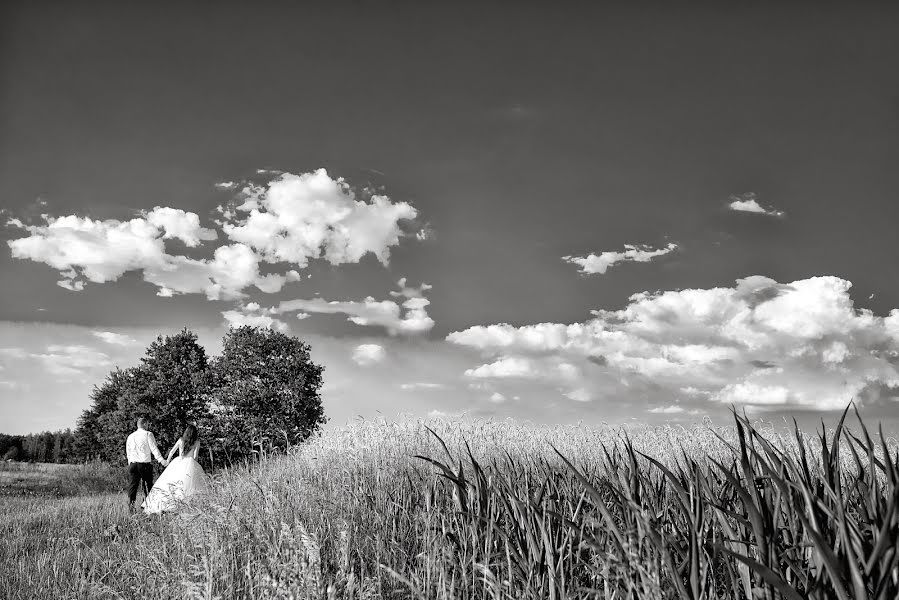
left=1, top=430, right=76, bottom=462
left=3, top=326, right=327, bottom=468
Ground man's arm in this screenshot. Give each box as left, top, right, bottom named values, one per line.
left=147, top=432, right=168, bottom=466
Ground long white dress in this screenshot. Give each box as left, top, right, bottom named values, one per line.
left=143, top=439, right=208, bottom=514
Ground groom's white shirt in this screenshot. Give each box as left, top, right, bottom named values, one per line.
left=126, top=427, right=165, bottom=464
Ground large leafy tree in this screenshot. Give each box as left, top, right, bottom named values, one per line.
left=72, top=367, right=144, bottom=462
left=72, top=329, right=212, bottom=462
left=137, top=329, right=213, bottom=449
left=206, top=326, right=326, bottom=464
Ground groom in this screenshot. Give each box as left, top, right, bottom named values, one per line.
left=125, top=417, right=169, bottom=511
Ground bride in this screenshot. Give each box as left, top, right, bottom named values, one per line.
left=143, top=424, right=208, bottom=514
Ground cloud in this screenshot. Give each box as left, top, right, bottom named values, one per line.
left=0, top=348, right=28, bottom=359
left=7, top=169, right=422, bottom=300
left=489, top=392, right=507, bottom=403
left=220, top=169, right=418, bottom=268
left=563, top=243, right=677, bottom=275
left=352, top=344, right=387, bottom=366
left=465, top=356, right=535, bottom=378
left=448, top=275, right=899, bottom=411
left=6, top=213, right=274, bottom=299
left=276, top=278, right=435, bottom=335
left=92, top=331, right=138, bottom=346
left=144, top=207, right=218, bottom=247
left=222, top=304, right=290, bottom=332
left=727, top=193, right=784, bottom=217
left=29, top=345, right=112, bottom=378
left=649, top=405, right=686, bottom=414
left=400, top=382, right=447, bottom=391
left=564, top=388, right=592, bottom=403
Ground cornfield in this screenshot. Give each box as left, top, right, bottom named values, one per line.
left=2, top=408, right=898, bottom=599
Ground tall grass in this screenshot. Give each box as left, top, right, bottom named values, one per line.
left=2, top=410, right=897, bottom=599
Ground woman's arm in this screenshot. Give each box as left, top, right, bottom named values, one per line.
left=166, top=439, right=183, bottom=462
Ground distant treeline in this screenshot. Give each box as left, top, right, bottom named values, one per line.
left=0, top=429, right=76, bottom=463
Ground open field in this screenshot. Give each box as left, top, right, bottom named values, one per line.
left=2, top=413, right=899, bottom=599
left=0, top=460, right=121, bottom=497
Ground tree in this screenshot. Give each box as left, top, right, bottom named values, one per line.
left=137, top=329, right=213, bottom=450
left=72, top=367, right=144, bottom=462
left=206, top=326, right=326, bottom=464
left=71, top=329, right=212, bottom=462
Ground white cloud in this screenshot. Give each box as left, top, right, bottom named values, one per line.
left=92, top=331, right=138, bottom=346
left=30, top=345, right=112, bottom=378
left=465, top=356, right=535, bottom=378
left=352, top=344, right=387, bottom=366
left=220, top=169, right=418, bottom=268
left=276, top=279, right=435, bottom=335
left=649, top=405, right=686, bottom=414
left=563, top=243, right=677, bottom=275
left=215, top=181, right=237, bottom=190
left=448, top=276, right=899, bottom=411
left=8, top=214, right=168, bottom=287
left=489, top=392, right=507, bottom=403
left=6, top=214, right=275, bottom=299
left=221, top=305, right=289, bottom=332
left=144, top=207, right=217, bottom=247
left=564, top=388, right=592, bottom=403
left=7, top=169, right=423, bottom=301
left=728, top=193, right=784, bottom=217
left=400, top=382, right=447, bottom=391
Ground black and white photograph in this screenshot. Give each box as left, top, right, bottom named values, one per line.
left=2, top=2, right=899, bottom=598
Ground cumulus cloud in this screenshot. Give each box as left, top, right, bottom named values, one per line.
left=563, top=243, right=677, bottom=275
left=221, top=303, right=290, bottom=332
left=144, top=207, right=218, bottom=247
left=6, top=213, right=275, bottom=299
left=448, top=276, right=899, bottom=411
left=220, top=169, right=418, bottom=268
left=7, top=169, right=422, bottom=300
left=276, top=278, right=435, bottom=335
left=352, top=343, right=387, bottom=366
left=489, top=392, right=507, bottom=403
left=728, top=193, right=784, bottom=217
left=92, top=331, right=138, bottom=345
left=465, top=356, right=535, bottom=378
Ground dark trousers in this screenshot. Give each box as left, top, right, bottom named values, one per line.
left=127, top=462, right=154, bottom=507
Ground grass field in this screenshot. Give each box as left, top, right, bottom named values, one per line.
left=2, top=412, right=898, bottom=599
left=0, top=460, right=120, bottom=497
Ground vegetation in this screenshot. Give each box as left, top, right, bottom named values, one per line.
left=68, top=326, right=325, bottom=465
left=1, top=429, right=76, bottom=463
left=3, top=411, right=898, bottom=599
left=0, top=461, right=120, bottom=497
left=204, top=325, right=326, bottom=465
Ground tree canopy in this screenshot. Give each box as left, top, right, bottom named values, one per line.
left=205, top=326, right=326, bottom=464
left=70, top=326, right=326, bottom=466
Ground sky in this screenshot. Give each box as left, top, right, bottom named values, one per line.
left=2, top=2, right=899, bottom=434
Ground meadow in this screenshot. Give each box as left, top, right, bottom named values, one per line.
left=2, top=411, right=898, bottom=599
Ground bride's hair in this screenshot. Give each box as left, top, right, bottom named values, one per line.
left=181, top=424, right=199, bottom=450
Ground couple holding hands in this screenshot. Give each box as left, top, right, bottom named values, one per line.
left=125, top=417, right=208, bottom=514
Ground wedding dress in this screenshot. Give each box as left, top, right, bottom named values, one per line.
left=143, top=439, right=208, bottom=514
